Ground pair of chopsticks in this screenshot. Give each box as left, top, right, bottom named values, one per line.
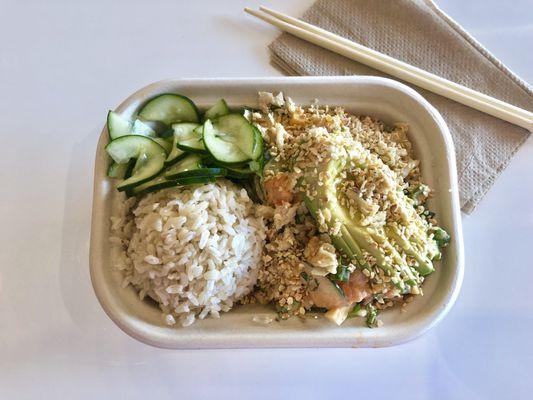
left=244, top=6, right=533, bottom=132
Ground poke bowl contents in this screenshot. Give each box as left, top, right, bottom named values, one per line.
left=106, top=91, right=450, bottom=328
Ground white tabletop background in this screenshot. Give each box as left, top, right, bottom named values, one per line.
left=1, top=0, right=532, bottom=399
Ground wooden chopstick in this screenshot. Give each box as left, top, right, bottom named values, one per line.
left=258, top=6, right=529, bottom=119
left=244, top=7, right=533, bottom=132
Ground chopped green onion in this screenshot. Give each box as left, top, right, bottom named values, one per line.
left=432, top=227, right=451, bottom=247
left=347, top=303, right=361, bottom=318
left=409, top=184, right=429, bottom=206
left=422, top=210, right=435, bottom=219
left=331, top=264, right=350, bottom=282
left=366, top=304, right=378, bottom=328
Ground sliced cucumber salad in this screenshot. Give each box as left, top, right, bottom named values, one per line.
left=106, top=135, right=167, bottom=191
left=105, top=94, right=265, bottom=196
left=107, top=111, right=156, bottom=140
left=172, top=123, right=207, bottom=153
left=107, top=160, right=134, bottom=179
left=130, top=155, right=225, bottom=195
left=138, top=94, right=199, bottom=125
left=204, top=99, right=230, bottom=121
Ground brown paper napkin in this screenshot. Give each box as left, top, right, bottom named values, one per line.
left=269, top=0, right=532, bottom=213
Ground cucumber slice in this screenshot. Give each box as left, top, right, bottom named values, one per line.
left=226, top=167, right=254, bottom=179
left=203, top=156, right=260, bottom=179
left=194, top=125, right=204, bottom=135
left=175, top=168, right=226, bottom=179
left=248, top=150, right=265, bottom=177
left=166, top=123, right=199, bottom=165
left=163, top=154, right=225, bottom=180
left=131, top=166, right=223, bottom=195
left=107, top=162, right=129, bottom=179
left=108, top=160, right=135, bottom=180
left=174, top=176, right=218, bottom=185
left=251, top=125, right=264, bottom=160
left=107, top=111, right=131, bottom=140
left=107, top=160, right=135, bottom=179
left=204, top=99, right=230, bottom=120
left=132, top=176, right=217, bottom=195
left=214, top=114, right=257, bottom=157
left=202, top=118, right=250, bottom=164
left=105, top=136, right=166, bottom=191
left=135, top=174, right=217, bottom=195
left=130, top=174, right=177, bottom=195
left=206, top=160, right=253, bottom=178
left=172, top=122, right=207, bottom=153
left=131, top=119, right=156, bottom=137
left=151, top=137, right=173, bottom=154
left=163, top=154, right=203, bottom=179
left=138, top=94, right=199, bottom=125
left=203, top=114, right=263, bottom=164
left=165, top=148, right=186, bottom=166
left=124, top=160, right=136, bottom=178
left=107, top=111, right=156, bottom=140
left=158, top=127, right=175, bottom=138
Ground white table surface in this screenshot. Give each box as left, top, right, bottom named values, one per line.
left=1, top=0, right=532, bottom=399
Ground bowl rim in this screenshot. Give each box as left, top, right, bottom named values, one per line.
left=90, top=75, right=464, bottom=349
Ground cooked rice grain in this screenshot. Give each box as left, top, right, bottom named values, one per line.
left=110, top=180, right=266, bottom=327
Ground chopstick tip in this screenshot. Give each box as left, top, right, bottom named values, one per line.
left=244, top=7, right=260, bottom=17
left=244, top=7, right=265, bottom=19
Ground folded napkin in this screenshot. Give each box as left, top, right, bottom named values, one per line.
left=269, top=0, right=532, bottom=213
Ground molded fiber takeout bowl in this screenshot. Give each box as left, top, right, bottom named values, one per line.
left=90, top=76, right=464, bottom=349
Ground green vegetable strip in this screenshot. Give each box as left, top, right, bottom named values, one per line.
left=366, top=304, right=378, bottom=328
left=347, top=303, right=362, bottom=318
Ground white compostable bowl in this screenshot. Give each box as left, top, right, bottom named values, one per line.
left=90, top=76, right=464, bottom=349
